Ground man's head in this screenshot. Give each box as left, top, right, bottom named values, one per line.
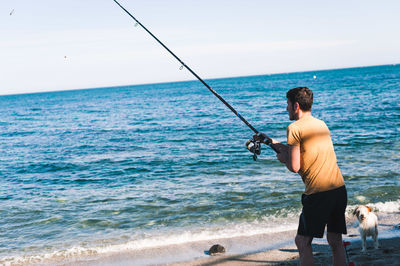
left=286, top=87, right=313, bottom=120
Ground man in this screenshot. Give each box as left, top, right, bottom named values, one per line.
left=258, top=87, right=347, bottom=266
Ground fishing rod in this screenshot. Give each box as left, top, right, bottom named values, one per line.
left=112, top=0, right=279, bottom=159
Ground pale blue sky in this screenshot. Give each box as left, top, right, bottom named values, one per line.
left=1, top=0, right=399, bottom=95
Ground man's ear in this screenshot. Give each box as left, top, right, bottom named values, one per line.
left=294, top=102, right=300, bottom=112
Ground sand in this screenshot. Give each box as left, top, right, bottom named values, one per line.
left=62, top=213, right=400, bottom=266
left=69, top=229, right=400, bottom=266
left=168, top=214, right=400, bottom=266
left=169, top=236, right=400, bottom=266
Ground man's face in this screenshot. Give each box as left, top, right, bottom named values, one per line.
left=287, top=99, right=297, bottom=120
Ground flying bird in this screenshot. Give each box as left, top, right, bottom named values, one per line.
left=10, top=9, right=14, bottom=16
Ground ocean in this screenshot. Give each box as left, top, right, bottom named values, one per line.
left=1, top=64, right=399, bottom=265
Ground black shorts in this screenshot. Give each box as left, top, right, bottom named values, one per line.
left=297, top=186, right=347, bottom=238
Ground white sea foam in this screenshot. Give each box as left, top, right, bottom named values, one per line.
left=2, top=200, right=399, bottom=265
left=0, top=216, right=298, bottom=265
left=347, top=199, right=400, bottom=213
left=368, top=200, right=400, bottom=213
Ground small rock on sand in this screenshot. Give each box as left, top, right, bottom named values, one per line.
left=208, top=244, right=226, bottom=256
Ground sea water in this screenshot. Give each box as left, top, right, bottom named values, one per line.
left=0, top=65, right=399, bottom=264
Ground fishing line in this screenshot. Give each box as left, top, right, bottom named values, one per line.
left=112, top=0, right=278, bottom=158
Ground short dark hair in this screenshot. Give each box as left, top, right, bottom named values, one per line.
left=286, top=87, right=313, bottom=111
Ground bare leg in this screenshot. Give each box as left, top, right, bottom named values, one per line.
left=295, top=234, right=314, bottom=266
left=327, top=232, right=346, bottom=266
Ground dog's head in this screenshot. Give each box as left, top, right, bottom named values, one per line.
left=353, top=205, right=372, bottom=221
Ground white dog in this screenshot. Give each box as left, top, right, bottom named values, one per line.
left=353, top=205, right=379, bottom=252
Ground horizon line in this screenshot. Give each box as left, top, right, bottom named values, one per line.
left=1, top=62, right=398, bottom=97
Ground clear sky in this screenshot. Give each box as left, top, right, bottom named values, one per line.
left=1, top=0, right=399, bottom=95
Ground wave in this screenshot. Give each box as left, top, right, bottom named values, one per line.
left=2, top=199, right=400, bottom=265
left=0, top=215, right=298, bottom=265
left=356, top=199, right=400, bottom=213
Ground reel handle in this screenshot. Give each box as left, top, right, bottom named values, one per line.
left=255, top=133, right=280, bottom=154
left=246, top=133, right=280, bottom=160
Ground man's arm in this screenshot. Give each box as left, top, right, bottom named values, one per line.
left=276, top=144, right=300, bottom=173
left=253, top=133, right=300, bottom=172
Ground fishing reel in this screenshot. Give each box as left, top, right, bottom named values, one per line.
left=246, top=134, right=266, bottom=161
left=246, top=133, right=275, bottom=161
left=246, top=138, right=261, bottom=161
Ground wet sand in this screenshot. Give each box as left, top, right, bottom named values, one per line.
left=170, top=236, right=400, bottom=266
left=169, top=214, right=400, bottom=266
left=63, top=213, right=400, bottom=266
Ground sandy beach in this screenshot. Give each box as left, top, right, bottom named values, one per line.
left=61, top=213, right=400, bottom=266
left=169, top=236, right=400, bottom=266
left=73, top=228, right=400, bottom=266
left=168, top=213, right=400, bottom=266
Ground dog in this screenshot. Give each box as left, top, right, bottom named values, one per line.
left=353, top=205, right=379, bottom=252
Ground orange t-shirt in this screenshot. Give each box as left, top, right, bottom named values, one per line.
left=287, top=115, right=345, bottom=195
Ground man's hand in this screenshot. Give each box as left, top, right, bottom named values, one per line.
left=253, top=133, right=272, bottom=144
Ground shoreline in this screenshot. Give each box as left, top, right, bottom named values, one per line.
left=3, top=211, right=399, bottom=265
left=169, top=235, right=400, bottom=266
left=59, top=213, right=400, bottom=266
left=169, top=213, right=400, bottom=266
left=62, top=230, right=400, bottom=266
left=62, top=229, right=298, bottom=266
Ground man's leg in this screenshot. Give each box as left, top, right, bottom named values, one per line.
left=295, top=234, right=314, bottom=266
left=327, top=232, right=346, bottom=266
